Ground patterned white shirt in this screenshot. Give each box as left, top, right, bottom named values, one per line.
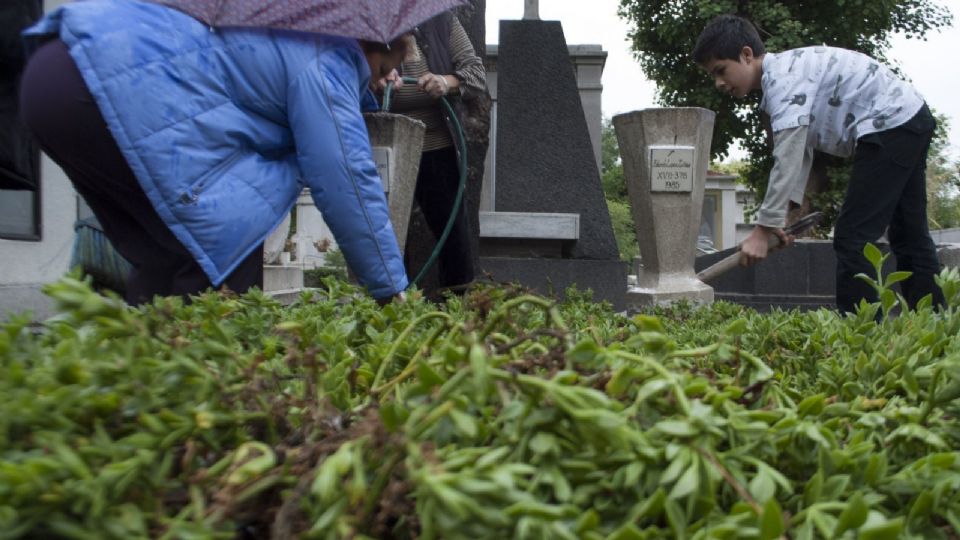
left=755, top=46, right=925, bottom=227
left=761, top=46, right=924, bottom=158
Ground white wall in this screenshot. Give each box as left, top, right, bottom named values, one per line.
left=0, top=157, right=76, bottom=319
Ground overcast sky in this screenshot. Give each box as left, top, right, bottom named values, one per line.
left=484, top=0, right=960, bottom=161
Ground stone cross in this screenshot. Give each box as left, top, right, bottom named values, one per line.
left=523, top=0, right=539, bottom=20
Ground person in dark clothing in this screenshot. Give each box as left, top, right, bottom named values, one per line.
left=0, top=1, right=42, bottom=191
left=379, top=11, right=486, bottom=296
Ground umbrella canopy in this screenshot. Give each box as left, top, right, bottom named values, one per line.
left=148, top=0, right=468, bottom=44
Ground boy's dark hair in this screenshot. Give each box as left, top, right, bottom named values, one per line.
left=692, top=15, right=766, bottom=64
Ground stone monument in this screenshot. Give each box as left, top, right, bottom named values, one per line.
left=613, top=108, right=715, bottom=307
left=484, top=1, right=625, bottom=309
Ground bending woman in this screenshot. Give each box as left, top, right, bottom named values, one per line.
left=20, top=0, right=410, bottom=304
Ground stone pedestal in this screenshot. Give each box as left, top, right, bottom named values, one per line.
left=363, top=112, right=425, bottom=253
left=613, top=108, right=715, bottom=308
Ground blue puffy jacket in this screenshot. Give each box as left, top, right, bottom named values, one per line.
left=25, top=0, right=408, bottom=299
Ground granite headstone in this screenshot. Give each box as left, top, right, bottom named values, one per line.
left=493, top=20, right=620, bottom=261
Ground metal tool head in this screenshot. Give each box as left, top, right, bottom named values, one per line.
left=783, top=211, right=825, bottom=237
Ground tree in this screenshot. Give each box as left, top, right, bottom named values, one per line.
left=617, top=0, right=953, bottom=224
left=926, top=115, right=960, bottom=229
left=599, top=118, right=639, bottom=261
left=601, top=116, right=627, bottom=201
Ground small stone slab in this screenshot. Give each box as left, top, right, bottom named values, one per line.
left=478, top=211, right=579, bottom=240
left=263, top=264, right=304, bottom=292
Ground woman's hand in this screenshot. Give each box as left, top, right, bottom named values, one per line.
left=374, top=69, right=403, bottom=92
left=376, top=291, right=407, bottom=306
left=418, top=72, right=451, bottom=98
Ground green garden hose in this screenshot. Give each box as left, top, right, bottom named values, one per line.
left=383, top=77, right=468, bottom=288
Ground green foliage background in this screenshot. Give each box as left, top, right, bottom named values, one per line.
left=601, top=117, right=639, bottom=261
left=616, top=0, right=954, bottom=222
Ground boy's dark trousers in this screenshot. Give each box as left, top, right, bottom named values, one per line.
left=19, top=40, right=263, bottom=306
left=834, top=103, right=945, bottom=314
left=406, top=146, right=474, bottom=288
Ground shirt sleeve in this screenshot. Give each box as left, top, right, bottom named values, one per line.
left=756, top=125, right=813, bottom=228
left=448, top=16, right=486, bottom=101
left=286, top=49, right=408, bottom=299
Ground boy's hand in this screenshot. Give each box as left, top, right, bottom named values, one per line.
left=739, top=225, right=792, bottom=266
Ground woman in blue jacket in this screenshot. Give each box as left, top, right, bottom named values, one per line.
left=20, top=0, right=410, bottom=304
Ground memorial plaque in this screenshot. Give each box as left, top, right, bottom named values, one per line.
left=372, top=146, right=391, bottom=192
left=649, top=145, right=694, bottom=192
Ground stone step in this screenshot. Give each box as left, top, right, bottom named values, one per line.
left=479, top=211, right=579, bottom=240
left=263, top=264, right=303, bottom=292
left=266, top=288, right=304, bottom=306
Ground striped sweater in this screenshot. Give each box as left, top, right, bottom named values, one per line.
left=390, top=16, right=486, bottom=151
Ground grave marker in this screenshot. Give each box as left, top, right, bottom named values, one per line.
left=613, top=107, right=715, bottom=308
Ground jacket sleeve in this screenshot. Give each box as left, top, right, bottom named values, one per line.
left=757, top=125, right=813, bottom=228
left=287, top=49, right=409, bottom=299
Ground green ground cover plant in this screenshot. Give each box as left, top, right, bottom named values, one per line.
left=1, top=249, right=959, bottom=539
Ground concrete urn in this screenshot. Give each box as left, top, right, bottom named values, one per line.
left=363, top=112, right=426, bottom=254
left=613, top=107, right=716, bottom=307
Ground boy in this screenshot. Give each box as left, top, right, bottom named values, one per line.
left=692, top=14, right=945, bottom=313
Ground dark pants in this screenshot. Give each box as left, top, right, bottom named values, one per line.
left=407, top=146, right=474, bottom=287
left=19, top=40, right=263, bottom=305
left=834, top=104, right=944, bottom=314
